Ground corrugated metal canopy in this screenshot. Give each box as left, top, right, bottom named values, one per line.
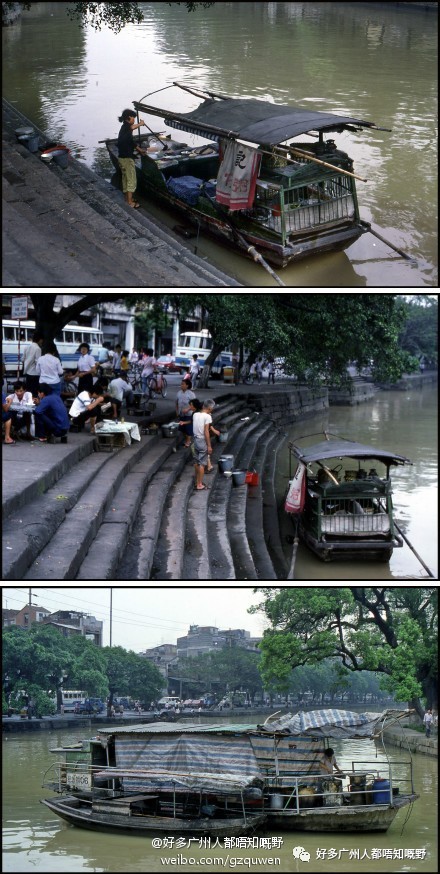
left=293, top=440, right=411, bottom=466
left=163, top=98, right=375, bottom=145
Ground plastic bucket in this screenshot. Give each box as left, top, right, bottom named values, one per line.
left=218, top=455, right=234, bottom=473
left=53, top=151, right=69, bottom=168
left=269, top=794, right=283, bottom=810
left=232, top=469, right=247, bottom=487
left=219, top=431, right=229, bottom=443
left=372, top=778, right=391, bottom=804
left=18, top=134, right=39, bottom=153
left=245, top=471, right=259, bottom=486
left=15, top=126, right=34, bottom=139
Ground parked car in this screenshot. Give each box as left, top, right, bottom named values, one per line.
left=74, top=698, right=104, bottom=715
left=156, top=355, right=182, bottom=373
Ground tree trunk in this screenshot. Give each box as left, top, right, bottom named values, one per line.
left=408, top=696, right=424, bottom=720
left=198, top=342, right=223, bottom=388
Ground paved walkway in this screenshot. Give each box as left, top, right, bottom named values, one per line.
left=2, top=99, right=242, bottom=288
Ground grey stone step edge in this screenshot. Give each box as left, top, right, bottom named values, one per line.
left=77, top=439, right=189, bottom=581
left=226, top=418, right=277, bottom=581
left=207, top=413, right=268, bottom=581
left=143, top=399, right=256, bottom=580
left=22, top=436, right=175, bottom=581
left=2, top=438, right=94, bottom=520
left=3, top=447, right=116, bottom=581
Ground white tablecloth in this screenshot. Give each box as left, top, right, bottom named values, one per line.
left=95, top=420, right=141, bottom=446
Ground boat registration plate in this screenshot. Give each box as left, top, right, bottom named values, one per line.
left=66, top=771, right=92, bottom=790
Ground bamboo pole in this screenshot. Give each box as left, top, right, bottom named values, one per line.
left=360, top=221, right=416, bottom=262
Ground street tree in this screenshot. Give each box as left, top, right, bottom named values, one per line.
left=254, top=587, right=437, bottom=718
left=102, top=646, right=163, bottom=709
left=3, top=3, right=215, bottom=32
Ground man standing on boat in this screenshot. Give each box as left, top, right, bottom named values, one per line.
left=319, top=747, right=344, bottom=776
left=117, top=109, right=148, bottom=209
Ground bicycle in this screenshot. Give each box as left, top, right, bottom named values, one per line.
left=146, top=371, right=168, bottom=399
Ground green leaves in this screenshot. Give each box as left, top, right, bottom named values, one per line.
left=256, top=587, right=437, bottom=711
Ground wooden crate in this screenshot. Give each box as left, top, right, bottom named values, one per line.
left=95, top=432, right=127, bottom=452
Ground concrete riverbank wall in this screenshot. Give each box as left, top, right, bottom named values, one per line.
left=2, top=99, right=241, bottom=288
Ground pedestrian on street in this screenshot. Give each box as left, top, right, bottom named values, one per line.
left=189, top=354, right=201, bottom=386
left=267, top=357, right=275, bottom=385
left=117, top=109, right=149, bottom=208
left=255, top=358, right=263, bottom=384
left=69, top=343, right=96, bottom=394
left=22, top=333, right=43, bottom=396
left=36, top=342, right=64, bottom=395
left=423, top=708, right=433, bottom=738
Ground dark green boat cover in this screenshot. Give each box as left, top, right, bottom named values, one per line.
left=166, top=98, right=376, bottom=145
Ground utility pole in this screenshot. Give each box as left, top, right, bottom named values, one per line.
left=28, top=588, right=32, bottom=629
left=109, top=587, right=112, bottom=648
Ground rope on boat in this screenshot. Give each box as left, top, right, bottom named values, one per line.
left=287, top=519, right=300, bottom=579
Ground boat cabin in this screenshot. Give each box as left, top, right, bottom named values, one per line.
left=286, top=435, right=411, bottom=561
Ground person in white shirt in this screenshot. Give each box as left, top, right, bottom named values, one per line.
left=423, top=709, right=433, bottom=738
left=6, top=381, right=34, bottom=439
left=36, top=343, right=64, bottom=394
left=22, top=334, right=43, bottom=395
left=192, top=399, right=216, bottom=491
left=108, top=374, right=134, bottom=419
left=189, top=354, right=201, bottom=386
left=69, top=343, right=96, bottom=393
left=129, top=349, right=139, bottom=365
left=141, top=348, right=157, bottom=394
left=69, top=384, right=106, bottom=434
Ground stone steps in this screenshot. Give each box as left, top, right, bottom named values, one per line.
left=3, top=393, right=294, bottom=581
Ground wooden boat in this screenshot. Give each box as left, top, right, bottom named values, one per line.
left=41, top=710, right=417, bottom=835
left=260, top=708, right=419, bottom=832
left=285, top=433, right=411, bottom=561
left=41, top=795, right=266, bottom=837
left=104, top=82, right=389, bottom=267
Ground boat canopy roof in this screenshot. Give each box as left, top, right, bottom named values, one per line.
left=293, top=439, right=411, bottom=466
left=259, top=708, right=412, bottom=738
left=133, top=85, right=382, bottom=146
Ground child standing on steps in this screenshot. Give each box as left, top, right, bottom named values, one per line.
left=192, top=399, right=216, bottom=491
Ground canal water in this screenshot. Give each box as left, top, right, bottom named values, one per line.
left=2, top=1, right=437, bottom=287
left=2, top=720, right=437, bottom=873
left=276, top=383, right=438, bottom=581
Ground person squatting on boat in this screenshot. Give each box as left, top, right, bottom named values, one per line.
left=117, top=109, right=149, bottom=208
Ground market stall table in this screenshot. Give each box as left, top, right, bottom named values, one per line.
left=94, top=419, right=141, bottom=451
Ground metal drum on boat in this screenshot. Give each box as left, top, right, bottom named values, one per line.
left=373, top=778, right=391, bottom=804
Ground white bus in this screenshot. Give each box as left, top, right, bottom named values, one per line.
left=2, top=319, right=104, bottom=376
left=61, top=690, right=88, bottom=713
left=175, top=329, right=235, bottom=376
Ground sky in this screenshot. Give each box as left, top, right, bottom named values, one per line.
left=2, top=586, right=270, bottom=652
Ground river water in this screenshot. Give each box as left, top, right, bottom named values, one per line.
left=2, top=1, right=437, bottom=287
left=2, top=720, right=437, bottom=873
left=276, top=383, right=438, bottom=581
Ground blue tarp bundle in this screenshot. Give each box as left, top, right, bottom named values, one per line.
left=167, top=175, right=203, bottom=206
left=259, top=708, right=409, bottom=738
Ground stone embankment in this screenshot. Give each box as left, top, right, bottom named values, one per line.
left=2, top=99, right=241, bottom=288
left=382, top=726, right=437, bottom=757
left=2, top=384, right=326, bottom=581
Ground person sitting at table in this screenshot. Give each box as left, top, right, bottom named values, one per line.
left=2, top=391, right=15, bottom=444
left=33, top=383, right=71, bottom=443
left=6, top=381, right=34, bottom=440
left=69, top=383, right=108, bottom=434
